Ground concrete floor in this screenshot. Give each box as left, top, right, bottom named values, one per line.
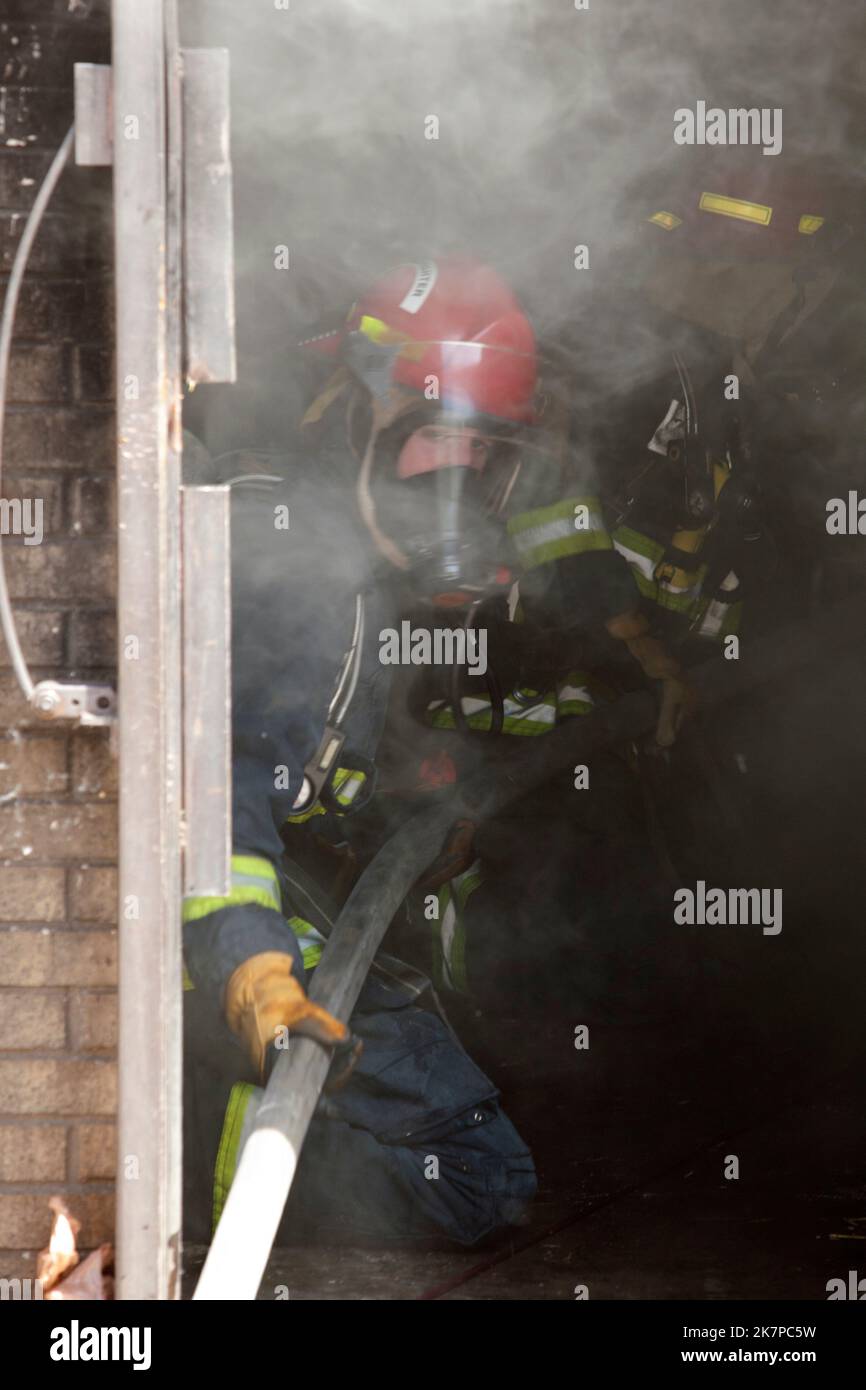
left=183, top=1010, right=866, bottom=1299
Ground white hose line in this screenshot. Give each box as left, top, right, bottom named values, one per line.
left=193, top=1027, right=334, bottom=1300
left=193, top=1127, right=297, bottom=1301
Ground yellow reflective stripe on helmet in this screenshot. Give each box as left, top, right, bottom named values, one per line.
left=647, top=210, right=682, bottom=231
left=357, top=314, right=425, bottom=360
left=212, top=1081, right=255, bottom=1232
left=798, top=214, right=824, bottom=235
left=508, top=496, right=612, bottom=572
left=182, top=854, right=281, bottom=925
left=699, top=192, right=772, bottom=226
left=359, top=313, right=402, bottom=345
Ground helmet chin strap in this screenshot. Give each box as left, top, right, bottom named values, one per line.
left=355, top=390, right=416, bottom=571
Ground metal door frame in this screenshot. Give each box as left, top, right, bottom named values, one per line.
left=112, top=0, right=183, bottom=1300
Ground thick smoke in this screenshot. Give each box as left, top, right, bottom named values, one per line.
left=176, top=4, right=866, bottom=1231
left=180, top=0, right=866, bottom=448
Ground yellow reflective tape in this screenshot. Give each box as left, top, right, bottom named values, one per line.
left=698, top=192, right=772, bottom=226
left=427, top=675, right=596, bottom=736
left=284, top=766, right=367, bottom=824
left=182, top=854, right=281, bottom=924
left=358, top=315, right=425, bottom=360
left=798, top=214, right=824, bottom=235
left=334, top=768, right=366, bottom=806
left=231, top=854, right=281, bottom=892
left=359, top=314, right=398, bottom=344
left=182, top=885, right=278, bottom=924
left=434, top=862, right=482, bottom=993
left=212, top=1082, right=255, bottom=1231
left=647, top=210, right=682, bottom=231
left=508, top=495, right=602, bottom=534
left=509, top=496, right=611, bottom=571
left=287, top=915, right=325, bottom=972
left=284, top=802, right=325, bottom=826
left=612, top=524, right=666, bottom=578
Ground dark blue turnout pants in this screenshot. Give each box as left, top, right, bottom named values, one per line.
left=183, top=933, right=537, bottom=1247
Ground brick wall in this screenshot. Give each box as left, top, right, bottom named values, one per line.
left=0, top=0, right=115, bottom=1279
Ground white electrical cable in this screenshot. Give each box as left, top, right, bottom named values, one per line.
left=0, top=126, right=74, bottom=701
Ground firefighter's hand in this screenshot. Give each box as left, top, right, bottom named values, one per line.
left=606, top=611, right=697, bottom=748
left=655, top=673, right=697, bottom=748
left=224, top=951, right=356, bottom=1083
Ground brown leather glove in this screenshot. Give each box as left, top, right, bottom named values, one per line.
left=606, top=611, right=697, bottom=748
left=224, top=951, right=356, bottom=1082
left=416, top=818, right=476, bottom=893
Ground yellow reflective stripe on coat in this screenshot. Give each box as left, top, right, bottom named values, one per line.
left=182, top=855, right=282, bottom=992
left=182, top=854, right=325, bottom=978
left=212, top=1081, right=255, bottom=1231
left=612, top=523, right=665, bottom=584
left=182, top=853, right=282, bottom=925
left=284, top=766, right=367, bottom=825
left=613, top=522, right=740, bottom=638
left=508, top=496, right=612, bottom=571
left=433, top=860, right=483, bottom=994
left=426, top=672, right=594, bottom=737
left=288, top=914, right=326, bottom=971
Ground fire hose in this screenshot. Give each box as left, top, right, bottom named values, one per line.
left=193, top=590, right=866, bottom=1298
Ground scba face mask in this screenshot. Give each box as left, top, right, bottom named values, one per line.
left=359, top=406, right=525, bottom=607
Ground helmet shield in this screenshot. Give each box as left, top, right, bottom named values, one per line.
left=344, top=323, right=537, bottom=426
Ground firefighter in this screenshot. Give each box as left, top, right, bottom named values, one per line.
left=181, top=439, right=537, bottom=1249
left=303, top=258, right=694, bottom=749
left=592, top=161, right=865, bottom=647
left=297, top=258, right=695, bottom=1019
left=550, top=163, right=866, bottom=901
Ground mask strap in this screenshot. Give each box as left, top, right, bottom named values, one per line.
left=356, top=395, right=411, bottom=570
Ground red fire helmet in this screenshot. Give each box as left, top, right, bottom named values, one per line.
left=304, top=257, right=538, bottom=426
